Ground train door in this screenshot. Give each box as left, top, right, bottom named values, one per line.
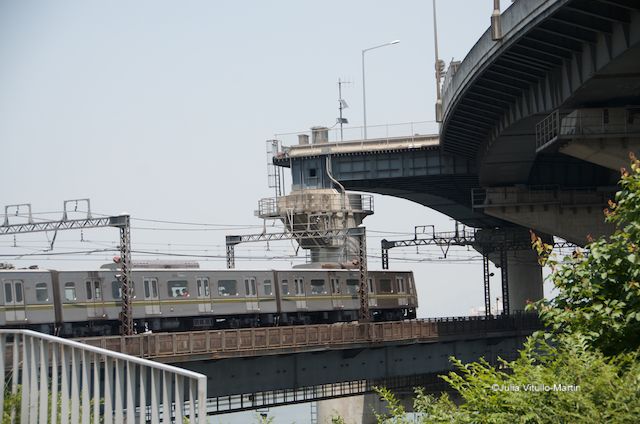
left=294, top=277, right=306, bottom=309
left=85, top=279, right=105, bottom=318
left=196, top=277, right=211, bottom=313
left=396, top=276, right=408, bottom=305
left=143, top=277, right=161, bottom=315
left=330, top=277, right=342, bottom=308
left=3, top=280, right=25, bottom=322
left=244, top=277, right=259, bottom=311
left=368, top=277, right=377, bottom=307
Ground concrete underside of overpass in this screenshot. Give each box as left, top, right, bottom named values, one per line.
left=441, top=0, right=640, bottom=243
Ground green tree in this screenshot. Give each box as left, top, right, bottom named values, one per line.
left=375, top=334, right=639, bottom=423
left=373, top=156, right=640, bottom=423
left=530, top=155, right=640, bottom=356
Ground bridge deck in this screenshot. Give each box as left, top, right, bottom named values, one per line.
left=277, top=134, right=439, bottom=160
left=1, top=316, right=541, bottom=415
left=70, top=315, right=539, bottom=363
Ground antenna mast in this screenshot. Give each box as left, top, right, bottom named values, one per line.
left=337, top=78, right=350, bottom=141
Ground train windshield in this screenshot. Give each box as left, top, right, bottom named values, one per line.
left=379, top=279, right=392, bottom=293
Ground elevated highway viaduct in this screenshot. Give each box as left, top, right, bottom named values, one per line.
left=441, top=0, right=639, bottom=243
left=270, top=0, right=639, bottom=313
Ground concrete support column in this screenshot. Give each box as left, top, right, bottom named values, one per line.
left=317, top=392, right=413, bottom=424
left=475, top=227, right=545, bottom=313
left=498, top=248, right=543, bottom=312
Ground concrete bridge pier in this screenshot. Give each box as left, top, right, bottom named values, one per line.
left=474, top=227, right=545, bottom=313
left=491, top=248, right=543, bottom=314
left=317, top=392, right=414, bottom=424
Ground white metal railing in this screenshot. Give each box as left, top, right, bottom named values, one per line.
left=535, top=109, right=560, bottom=150
left=0, top=329, right=207, bottom=424
left=256, top=193, right=374, bottom=218
left=274, top=121, right=439, bottom=147
left=536, top=108, right=640, bottom=152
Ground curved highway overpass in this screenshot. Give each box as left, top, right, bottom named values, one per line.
left=442, top=0, right=639, bottom=185
left=440, top=0, right=639, bottom=244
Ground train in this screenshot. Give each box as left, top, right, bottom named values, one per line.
left=0, top=263, right=417, bottom=337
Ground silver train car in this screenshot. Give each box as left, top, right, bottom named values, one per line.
left=0, top=266, right=417, bottom=337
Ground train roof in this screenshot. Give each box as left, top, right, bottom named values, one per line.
left=0, top=267, right=413, bottom=273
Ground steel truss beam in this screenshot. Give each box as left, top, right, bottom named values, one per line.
left=0, top=208, right=134, bottom=336
left=381, top=225, right=577, bottom=316
left=499, top=248, right=510, bottom=315
left=483, top=253, right=491, bottom=317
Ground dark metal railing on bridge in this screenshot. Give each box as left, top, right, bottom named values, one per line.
left=72, top=314, right=541, bottom=363
left=205, top=371, right=456, bottom=415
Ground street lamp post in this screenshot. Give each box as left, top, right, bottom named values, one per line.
left=361, top=40, right=399, bottom=140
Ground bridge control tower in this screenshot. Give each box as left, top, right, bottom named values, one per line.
left=257, top=128, right=374, bottom=267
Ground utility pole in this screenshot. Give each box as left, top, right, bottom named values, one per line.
left=433, top=0, right=445, bottom=122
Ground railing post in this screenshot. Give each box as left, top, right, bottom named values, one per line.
left=21, top=335, right=32, bottom=424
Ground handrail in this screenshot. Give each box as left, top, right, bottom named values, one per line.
left=0, top=329, right=208, bottom=423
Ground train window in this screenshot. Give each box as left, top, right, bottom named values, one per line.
left=112, top=281, right=122, bottom=299
left=331, top=278, right=340, bottom=294
left=311, top=279, right=326, bottom=295
left=281, top=280, right=289, bottom=295
left=35, top=283, right=49, bottom=302
left=64, top=282, right=76, bottom=301
left=244, top=278, right=257, bottom=296
left=112, top=281, right=136, bottom=299
left=346, top=279, right=359, bottom=295
left=94, top=281, right=101, bottom=299
left=379, top=279, right=392, bottom=293
left=168, top=281, right=190, bottom=298
left=263, top=280, right=272, bottom=296
left=397, top=277, right=405, bottom=293
left=143, top=278, right=158, bottom=298
left=14, top=282, right=22, bottom=303
left=294, top=278, right=304, bottom=295
left=4, top=282, right=12, bottom=302
left=367, top=278, right=374, bottom=294
left=218, top=280, right=237, bottom=296
left=86, top=281, right=93, bottom=300
left=196, top=278, right=210, bottom=297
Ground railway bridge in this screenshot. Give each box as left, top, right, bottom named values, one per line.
left=71, top=314, right=540, bottom=415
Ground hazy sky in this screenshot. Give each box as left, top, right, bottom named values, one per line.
left=0, top=1, right=540, bottom=319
